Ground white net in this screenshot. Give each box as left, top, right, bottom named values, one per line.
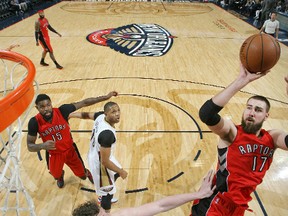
left=0, top=51, right=38, bottom=216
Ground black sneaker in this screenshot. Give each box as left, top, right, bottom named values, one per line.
left=40, top=61, right=49, bottom=66
left=56, top=64, right=63, bottom=69
left=86, top=169, right=94, bottom=184
left=97, top=196, right=118, bottom=204
left=57, top=170, right=65, bottom=188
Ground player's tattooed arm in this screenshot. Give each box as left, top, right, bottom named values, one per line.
left=35, top=21, right=40, bottom=45
left=26, top=135, right=56, bottom=152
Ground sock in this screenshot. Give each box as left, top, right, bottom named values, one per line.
left=53, top=60, right=60, bottom=66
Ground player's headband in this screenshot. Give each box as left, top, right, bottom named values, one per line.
left=38, top=10, right=44, bottom=13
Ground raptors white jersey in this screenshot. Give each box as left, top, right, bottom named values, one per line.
left=87, top=114, right=121, bottom=196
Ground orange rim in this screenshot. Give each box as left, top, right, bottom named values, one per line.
left=0, top=50, right=36, bottom=132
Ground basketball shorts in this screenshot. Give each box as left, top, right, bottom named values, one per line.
left=88, top=153, right=122, bottom=196
left=191, top=192, right=247, bottom=216
left=39, top=35, right=53, bottom=52
left=48, top=145, right=86, bottom=179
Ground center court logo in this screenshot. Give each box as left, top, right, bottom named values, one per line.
left=86, top=24, right=176, bottom=57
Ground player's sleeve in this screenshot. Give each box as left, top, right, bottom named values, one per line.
left=98, top=130, right=115, bottom=148
left=28, top=117, right=38, bottom=136
left=59, top=104, right=76, bottom=121
left=93, top=111, right=104, bottom=120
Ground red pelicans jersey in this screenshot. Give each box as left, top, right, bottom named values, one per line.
left=35, top=108, right=73, bottom=154
left=38, top=17, right=49, bottom=38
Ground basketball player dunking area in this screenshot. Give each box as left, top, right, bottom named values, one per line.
left=191, top=65, right=288, bottom=215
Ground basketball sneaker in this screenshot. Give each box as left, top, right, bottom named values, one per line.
left=97, top=196, right=118, bottom=204
left=57, top=170, right=65, bottom=188
left=56, top=64, right=63, bottom=69
left=111, top=197, right=118, bottom=203
left=86, top=169, right=94, bottom=184
left=40, top=61, right=49, bottom=66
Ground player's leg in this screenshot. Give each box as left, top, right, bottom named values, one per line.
left=101, top=193, right=113, bottom=213
left=49, top=52, right=63, bottom=69
left=44, top=37, right=63, bottom=69
left=48, top=154, right=65, bottom=188
left=73, top=143, right=94, bottom=183
left=40, top=50, right=48, bottom=66
left=39, top=37, right=49, bottom=66
left=65, top=144, right=93, bottom=183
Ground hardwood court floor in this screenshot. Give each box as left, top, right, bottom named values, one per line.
left=0, top=1, right=288, bottom=216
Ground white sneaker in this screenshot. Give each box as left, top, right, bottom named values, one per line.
left=111, top=197, right=118, bottom=203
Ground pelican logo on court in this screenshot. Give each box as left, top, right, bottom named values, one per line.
left=86, top=24, right=175, bottom=57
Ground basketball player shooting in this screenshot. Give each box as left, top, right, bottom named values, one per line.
left=191, top=64, right=288, bottom=215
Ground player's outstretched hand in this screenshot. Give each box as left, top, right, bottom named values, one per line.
left=239, top=63, right=269, bottom=83
left=197, top=170, right=216, bottom=199
left=107, top=91, right=118, bottom=98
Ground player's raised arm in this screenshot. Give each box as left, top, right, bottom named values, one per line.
left=69, top=112, right=95, bottom=120
left=72, top=91, right=118, bottom=110
left=199, top=64, right=266, bottom=141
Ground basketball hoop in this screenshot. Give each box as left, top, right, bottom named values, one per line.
left=0, top=50, right=37, bottom=215
left=0, top=50, right=36, bottom=132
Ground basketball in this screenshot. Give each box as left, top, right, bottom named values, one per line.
left=239, top=34, right=281, bottom=73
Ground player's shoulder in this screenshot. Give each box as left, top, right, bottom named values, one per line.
left=267, top=128, right=283, bottom=137
left=28, top=116, right=37, bottom=124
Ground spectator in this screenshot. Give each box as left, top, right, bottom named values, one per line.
left=251, top=0, right=263, bottom=18
left=240, top=0, right=256, bottom=16
left=9, top=0, right=26, bottom=13
left=260, top=0, right=277, bottom=27
left=9, top=0, right=31, bottom=12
